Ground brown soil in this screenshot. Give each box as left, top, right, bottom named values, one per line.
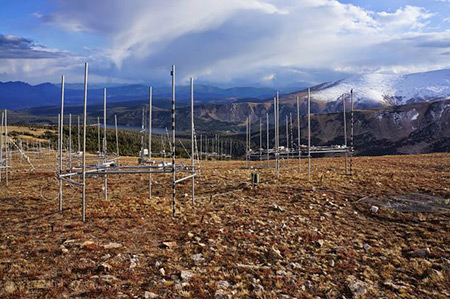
left=1, top=153, right=449, bottom=298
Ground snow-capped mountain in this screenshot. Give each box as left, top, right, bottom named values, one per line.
left=313, top=69, right=450, bottom=107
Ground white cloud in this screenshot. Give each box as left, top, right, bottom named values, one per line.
left=3, top=0, right=449, bottom=86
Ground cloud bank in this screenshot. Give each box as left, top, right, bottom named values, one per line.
left=2, top=0, right=450, bottom=86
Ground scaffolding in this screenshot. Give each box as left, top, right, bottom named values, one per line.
left=57, top=64, right=196, bottom=221
left=247, top=88, right=355, bottom=179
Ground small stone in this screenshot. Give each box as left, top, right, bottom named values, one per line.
left=329, top=260, right=335, bottom=267
left=161, top=241, right=177, bottom=249
left=316, top=239, right=324, bottom=248
left=60, top=245, right=69, bottom=254
left=347, top=275, right=368, bottom=297
left=32, top=280, right=51, bottom=289
left=370, top=206, right=379, bottom=213
left=81, top=240, right=97, bottom=250
left=159, top=268, right=166, bottom=276
left=216, top=280, right=231, bottom=289
left=144, top=291, right=159, bottom=298
left=363, top=244, right=371, bottom=251
left=180, top=270, right=194, bottom=281
left=215, top=289, right=229, bottom=298
left=4, top=281, right=16, bottom=294
left=407, top=248, right=431, bottom=258
left=191, top=253, right=205, bottom=263
left=268, top=246, right=283, bottom=260
left=103, top=242, right=122, bottom=249
left=98, top=262, right=112, bottom=272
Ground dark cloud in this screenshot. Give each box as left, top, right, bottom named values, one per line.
left=0, top=34, right=67, bottom=59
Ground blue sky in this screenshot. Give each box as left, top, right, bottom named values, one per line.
left=1, top=0, right=450, bottom=87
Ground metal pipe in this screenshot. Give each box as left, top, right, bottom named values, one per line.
left=59, top=75, right=64, bottom=212
left=190, top=77, right=195, bottom=204
left=350, top=89, right=354, bottom=176
left=296, top=96, right=301, bottom=171
left=97, top=116, right=101, bottom=154
left=69, top=114, right=72, bottom=169
left=266, top=112, right=269, bottom=166
left=0, top=111, right=3, bottom=182
left=276, top=92, right=279, bottom=179
left=286, top=115, right=289, bottom=160
left=82, top=62, right=88, bottom=222
left=171, top=65, right=176, bottom=217
left=103, top=88, right=108, bottom=200
left=149, top=86, right=153, bottom=200
left=259, top=117, right=262, bottom=161
left=175, top=173, right=196, bottom=184
left=307, top=88, right=311, bottom=181
left=343, top=93, right=348, bottom=174
left=115, top=114, right=119, bottom=156
left=5, top=110, right=8, bottom=185
left=77, top=115, right=81, bottom=153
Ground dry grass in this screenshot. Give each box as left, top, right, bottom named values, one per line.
left=0, top=153, right=449, bottom=298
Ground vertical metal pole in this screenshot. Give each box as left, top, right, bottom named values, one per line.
left=4, top=110, right=7, bottom=186
left=308, top=88, right=311, bottom=182
left=69, top=113, right=72, bottom=168
left=286, top=115, right=289, bottom=160
left=190, top=77, right=195, bottom=204
left=82, top=62, right=88, bottom=222
left=97, top=117, right=101, bottom=155
left=59, top=75, right=64, bottom=211
left=343, top=93, right=348, bottom=174
left=77, top=115, right=81, bottom=153
left=171, top=65, right=176, bottom=217
left=290, top=113, right=293, bottom=155
left=200, top=135, right=203, bottom=161
left=266, top=112, right=269, bottom=166
left=276, top=92, right=279, bottom=180
left=149, top=86, right=153, bottom=200
left=103, top=88, right=108, bottom=200
left=350, top=89, right=354, bottom=176
left=273, top=97, right=276, bottom=175
left=246, top=118, right=249, bottom=167
left=1, top=111, right=4, bottom=182
left=115, top=115, right=119, bottom=156
left=259, top=117, right=262, bottom=161
left=297, top=96, right=301, bottom=172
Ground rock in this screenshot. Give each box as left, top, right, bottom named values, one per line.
left=216, top=280, right=231, bottom=289
left=32, top=280, right=51, bottom=289
left=191, top=253, right=205, bottom=263
left=363, top=244, right=371, bottom=251
left=99, top=275, right=118, bottom=283
left=252, top=284, right=265, bottom=297
left=130, top=254, right=139, bottom=269
left=370, top=206, right=379, bottom=213
left=316, top=239, right=324, bottom=248
left=144, top=291, right=159, bottom=298
left=103, top=242, right=122, bottom=249
left=159, top=268, right=166, bottom=276
left=346, top=275, right=368, bottom=297
left=268, top=246, right=283, bottom=260
left=215, top=289, right=229, bottom=298
left=81, top=240, right=98, bottom=250
left=97, top=262, right=112, bottom=272
left=60, top=245, right=69, bottom=254
left=329, top=260, right=335, bottom=267
left=270, top=204, right=285, bottom=212
left=161, top=241, right=177, bottom=249
left=4, top=281, right=16, bottom=294
left=180, top=270, right=194, bottom=281
left=407, top=248, right=431, bottom=258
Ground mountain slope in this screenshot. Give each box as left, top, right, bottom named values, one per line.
left=312, top=69, right=450, bottom=107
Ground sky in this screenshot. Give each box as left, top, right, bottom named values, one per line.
left=1, top=0, right=450, bottom=88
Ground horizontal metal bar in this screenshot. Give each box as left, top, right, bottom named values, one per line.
left=59, top=177, right=84, bottom=186
left=174, top=173, right=196, bottom=184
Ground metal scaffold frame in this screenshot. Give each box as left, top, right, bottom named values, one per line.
left=57, top=63, right=196, bottom=221
left=246, top=88, right=355, bottom=179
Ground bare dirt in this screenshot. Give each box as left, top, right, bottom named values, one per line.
left=1, top=153, right=449, bottom=298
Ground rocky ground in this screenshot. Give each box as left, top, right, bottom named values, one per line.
left=0, top=153, right=449, bottom=298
